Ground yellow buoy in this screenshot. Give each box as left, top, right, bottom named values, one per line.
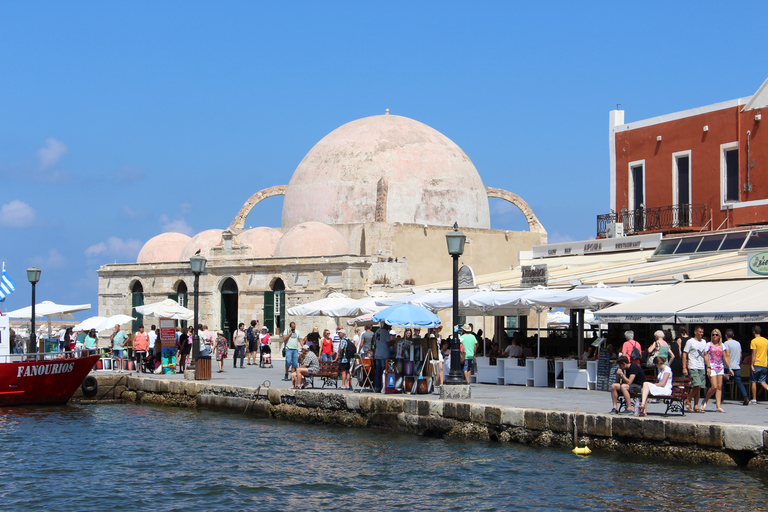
left=572, top=446, right=592, bottom=456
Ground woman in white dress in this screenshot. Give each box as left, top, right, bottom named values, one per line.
left=637, top=356, right=673, bottom=416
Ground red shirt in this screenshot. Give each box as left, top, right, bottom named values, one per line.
left=134, top=331, right=149, bottom=351
left=322, top=337, right=333, bottom=355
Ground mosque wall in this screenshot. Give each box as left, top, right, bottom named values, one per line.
left=389, top=224, right=544, bottom=286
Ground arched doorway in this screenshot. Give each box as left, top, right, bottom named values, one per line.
left=264, top=278, right=285, bottom=336
left=170, top=281, right=188, bottom=329
left=131, top=281, right=144, bottom=333
left=220, top=278, right=238, bottom=345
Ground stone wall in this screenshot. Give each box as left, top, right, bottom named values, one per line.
left=78, top=375, right=768, bottom=471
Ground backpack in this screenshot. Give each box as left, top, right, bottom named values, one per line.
left=344, top=338, right=357, bottom=360
left=246, top=326, right=255, bottom=343
left=629, top=341, right=641, bottom=362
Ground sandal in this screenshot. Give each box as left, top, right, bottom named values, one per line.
left=701, top=403, right=707, bottom=412
left=717, top=408, right=726, bottom=413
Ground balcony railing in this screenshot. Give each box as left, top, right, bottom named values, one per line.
left=597, top=204, right=708, bottom=238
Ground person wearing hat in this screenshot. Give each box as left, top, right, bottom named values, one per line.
left=334, top=328, right=353, bottom=390
left=214, top=330, right=228, bottom=373
left=291, top=345, right=319, bottom=389
left=258, top=326, right=271, bottom=366
left=460, top=323, right=477, bottom=383
left=373, top=323, right=394, bottom=392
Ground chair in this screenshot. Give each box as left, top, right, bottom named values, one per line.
left=354, top=355, right=375, bottom=393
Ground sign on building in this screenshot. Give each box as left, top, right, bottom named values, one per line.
left=521, top=264, right=548, bottom=288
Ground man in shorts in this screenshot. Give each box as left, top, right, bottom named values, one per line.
left=292, top=345, right=319, bottom=389
left=609, top=356, right=646, bottom=414
left=683, top=325, right=709, bottom=412
left=110, top=324, right=128, bottom=371
left=750, top=325, right=768, bottom=404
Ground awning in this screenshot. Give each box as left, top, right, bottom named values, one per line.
left=595, top=279, right=765, bottom=323
left=676, top=280, right=768, bottom=323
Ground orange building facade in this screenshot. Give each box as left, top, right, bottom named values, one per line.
left=602, top=77, right=768, bottom=238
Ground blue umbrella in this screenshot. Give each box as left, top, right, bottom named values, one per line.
left=371, top=303, right=441, bottom=328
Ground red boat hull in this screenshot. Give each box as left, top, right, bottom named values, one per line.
left=0, top=354, right=102, bottom=406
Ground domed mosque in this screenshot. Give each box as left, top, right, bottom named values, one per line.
left=98, top=111, right=546, bottom=339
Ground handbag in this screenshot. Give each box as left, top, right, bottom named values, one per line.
left=282, top=346, right=286, bottom=357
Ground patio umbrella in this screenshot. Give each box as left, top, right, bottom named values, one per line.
left=5, top=300, right=92, bottom=337
left=372, top=303, right=441, bottom=328
left=134, top=299, right=193, bottom=321
left=323, top=295, right=386, bottom=317
left=286, top=293, right=354, bottom=317
left=75, top=314, right=136, bottom=332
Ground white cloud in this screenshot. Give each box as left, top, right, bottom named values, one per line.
left=37, top=138, right=68, bottom=168
left=0, top=200, right=36, bottom=227
left=159, top=214, right=194, bottom=235
left=31, top=249, right=65, bottom=268
left=85, top=237, right=142, bottom=259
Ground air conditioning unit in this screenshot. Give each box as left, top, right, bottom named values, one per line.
left=606, top=222, right=624, bottom=238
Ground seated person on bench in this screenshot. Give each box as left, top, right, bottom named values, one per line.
left=636, top=356, right=673, bottom=416
left=291, top=345, right=319, bottom=389
left=609, top=356, right=645, bottom=414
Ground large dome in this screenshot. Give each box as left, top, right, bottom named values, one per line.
left=282, top=114, right=491, bottom=229
left=238, top=227, right=282, bottom=258
left=179, top=229, right=223, bottom=261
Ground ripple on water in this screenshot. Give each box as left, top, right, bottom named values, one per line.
left=0, top=403, right=767, bottom=511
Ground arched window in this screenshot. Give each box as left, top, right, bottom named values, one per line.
left=131, top=281, right=144, bottom=333
left=220, top=278, right=238, bottom=344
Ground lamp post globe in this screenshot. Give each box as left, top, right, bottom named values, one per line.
left=26, top=267, right=41, bottom=356
left=444, top=223, right=466, bottom=385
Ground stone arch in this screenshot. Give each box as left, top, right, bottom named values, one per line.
left=485, top=187, right=547, bottom=237
left=228, top=185, right=288, bottom=232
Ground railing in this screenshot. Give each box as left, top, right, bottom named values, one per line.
left=0, top=350, right=96, bottom=363
left=597, top=204, right=708, bottom=238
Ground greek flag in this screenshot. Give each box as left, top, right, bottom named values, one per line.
left=0, top=263, right=15, bottom=302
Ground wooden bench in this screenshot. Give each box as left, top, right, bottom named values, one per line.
left=304, top=361, right=339, bottom=389
left=618, top=377, right=693, bottom=416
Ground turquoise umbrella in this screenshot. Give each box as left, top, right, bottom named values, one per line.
left=372, top=303, right=441, bottom=328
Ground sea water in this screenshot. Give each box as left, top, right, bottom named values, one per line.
left=0, top=403, right=766, bottom=511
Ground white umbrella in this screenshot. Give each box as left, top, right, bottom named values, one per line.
left=323, top=296, right=386, bottom=317
left=5, top=301, right=92, bottom=338
left=76, top=314, right=136, bottom=332
left=5, top=301, right=91, bottom=319
left=134, top=299, right=193, bottom=321
left=286, top=293, right=354, bottom=316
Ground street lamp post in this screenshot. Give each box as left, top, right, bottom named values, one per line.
left=444, top=223, right=466, bottom=385
left=26, top=267, right=41, bottom=357
left=189, top=255, right=207, bottom=366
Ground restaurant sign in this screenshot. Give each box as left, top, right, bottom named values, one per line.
left=521, top=264, right=547, bottom=288
left=748, top=252, right=768, bottom=276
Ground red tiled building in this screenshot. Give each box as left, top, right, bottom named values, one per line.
left=602, top=77, right=768, bottom=238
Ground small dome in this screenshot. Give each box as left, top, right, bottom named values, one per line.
left=238, top=227, right=283, bottom=258
left=137, top=232, right=191, bottom=263
left=179, top=229, right=223, bottom=261
left=273, top=221, right=349, bottom=258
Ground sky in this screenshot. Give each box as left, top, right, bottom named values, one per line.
left=2, top=1, right=768, bottom=318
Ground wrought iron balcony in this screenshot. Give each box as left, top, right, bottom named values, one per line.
left=597, top=204, right=708, bottom=238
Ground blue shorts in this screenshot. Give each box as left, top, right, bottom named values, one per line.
left=285, top=348, right=299, bottom=369
left=751, top=366, right=767, bottom=384
left=463, top=358, right=473, bottom=372
left=112, top=349, right=124, bottom=358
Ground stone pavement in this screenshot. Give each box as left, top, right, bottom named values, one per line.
left=106, top=361, right=768, bottom=428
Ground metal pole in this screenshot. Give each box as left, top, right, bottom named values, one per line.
left=30, top=282, right=36, bottom=357
left=445, top=253, right=465, bottom=385
left=192, top=271, right=200, bottom=363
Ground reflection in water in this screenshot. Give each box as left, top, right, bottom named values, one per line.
left=0, top=403, right=766, bottom=511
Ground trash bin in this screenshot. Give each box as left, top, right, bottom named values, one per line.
left=195, top=356, right=212, bottom=380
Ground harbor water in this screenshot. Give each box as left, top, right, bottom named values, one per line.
left=1, top=403, right=767, bottom=511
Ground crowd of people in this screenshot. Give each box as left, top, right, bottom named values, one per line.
left=608, top=325, right=768, bottom=415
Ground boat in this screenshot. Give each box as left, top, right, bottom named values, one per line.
left=1, top=315, right=101, bottom=405
left=0, top=352, right=101, bottom=406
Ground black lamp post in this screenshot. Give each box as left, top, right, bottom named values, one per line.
left=26, top=267, right=41, bottom=357
left=444, top=223, right=466, bottom=385
left=189, top=255, right=207, bottom=365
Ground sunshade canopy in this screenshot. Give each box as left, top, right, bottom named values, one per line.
left=134, top=299, right=194, bottom=321
left=286, top=293, right=354, bottom=317
left=372, top=303, right=441, bottom=328
left=5, top=301, right=91, bottom=319
left=595, top=280, right=762, bottom=323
